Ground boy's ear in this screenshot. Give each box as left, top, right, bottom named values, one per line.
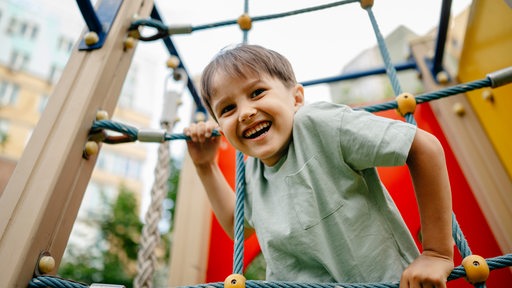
left=293, top=84, right=305, bottom=110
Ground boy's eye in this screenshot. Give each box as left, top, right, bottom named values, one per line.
left=220, top=104, right=235, bottom=115
left=251, top=88, right=265, bottom=98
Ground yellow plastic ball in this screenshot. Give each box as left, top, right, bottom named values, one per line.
left=124, top=36, right=136, bottom=50
left=462, top=254, right=490, bottom=284
left=359, top=0, right=374, bottom=9
left=436, top=71, right=449, bottom=84
left=195, top=112, right=206, bottom=123
left=38, top=255, right=55, bottom=274
left=482, top=90, right=494, bottom=102
left=84, top=141, right=99, bottom=156
left=452, top=102, right=465, bottom=117
left=84, top=31, right=99, bottom=46
left=166, top=56, right=180, bottom=69
left=237, top=14, right=252, bottom=31
left=224, top=274, right=246, bottom=288
left=395, top=92, right=416, bottom=117
left=96, top=110, right=109, bottom=121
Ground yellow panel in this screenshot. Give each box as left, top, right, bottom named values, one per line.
left=458, top=0, right=512, bottom=178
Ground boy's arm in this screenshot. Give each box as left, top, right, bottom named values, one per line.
left=194, top=161, right=238, bottom=239
left=401, top=128, right=454, bottom=287
left=185, top=121, right=252, bottom=239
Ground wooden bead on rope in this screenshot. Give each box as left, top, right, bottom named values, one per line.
left=124, top=36, right=136, bottom=50
left=84, top=141, right=99, bottom=157
left=395, top=92, right=416, bottom=117
left=84, top=31, right=99, bottom=46
left=237, top=13, right=252, bottom=31
left=96, top=110, right=109, bottom=121
left=194, top=111, right=206, bottom=123
left=38, top=255, right=56, bottom=274
left=359, top=0, right=374, bottom=9
left=462, top=254, right=490, bottom=284
left=224, top=274, right=246, bottom=288
left=482, top=89, right=494, bottom=103
left=436, top=71, right=449, bottom=84
left=453, top=102, right=465, bottom=117
left=166, top=56, right=181, bottom=69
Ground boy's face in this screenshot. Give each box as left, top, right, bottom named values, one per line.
left=210, top=71, right=304, bottom=166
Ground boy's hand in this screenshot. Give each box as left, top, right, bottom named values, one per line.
left=400, top=251, right=454, bottom=288
left=184, top=120, right=221, bottom=167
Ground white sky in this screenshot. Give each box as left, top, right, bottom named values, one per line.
left=153, top=0, right=472, bottom=103
left=146, top=0, right=472, bottom=157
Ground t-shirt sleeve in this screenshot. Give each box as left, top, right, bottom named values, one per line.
left=338, top=107, right=417, bottom=170
left=294, top=102, right=416, bottom=171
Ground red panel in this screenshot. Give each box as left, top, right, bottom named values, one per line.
left=206, top=137, right=261, bottom=282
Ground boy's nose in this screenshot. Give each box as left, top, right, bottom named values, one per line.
left=239, top=106, right=256, bottom=122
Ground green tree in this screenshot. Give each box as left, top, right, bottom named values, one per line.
left=59, top=156, right=182, bottom=287
left=59, top=186, right=143, bottom=287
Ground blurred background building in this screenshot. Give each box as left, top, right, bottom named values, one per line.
left=0, top=0, right=174, bottom=249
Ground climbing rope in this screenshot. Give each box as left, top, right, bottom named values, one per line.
left=134, top=120, right=172, bottom=288
left=128, top=0, right=358, bottom=41
left=134, top=72, right=188, bottom=288
left=89, top=67, right=510, bottom=144
left=27, top=253, right=512, bottom=287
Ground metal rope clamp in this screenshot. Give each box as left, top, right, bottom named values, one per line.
left=137, top=129, right=167, bottom=143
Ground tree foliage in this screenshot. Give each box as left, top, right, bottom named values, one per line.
left=59, top=186, right=143, bottom=286
left=59, top=157, right=181, bottom=287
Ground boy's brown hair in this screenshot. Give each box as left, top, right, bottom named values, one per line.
left=200, top=44, right=297, bottom=120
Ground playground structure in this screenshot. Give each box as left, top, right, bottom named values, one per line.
left=0, top=0, right=511, bottom=287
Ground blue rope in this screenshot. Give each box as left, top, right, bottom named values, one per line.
left=192, top=0, right=358, bottom=32
left=89, top=76, right=491, bottom=145
left=364, top=7, right=403, bottom=98
left=233, top=151, right=246, bottom=274
left=242, top=0, right=249, bottom=43
left=359, top=78, right=492, bottom=113
left=364, top=6, right=419, bottom=126
left=28, top=253, right=512, bottom=287
left=29, top=276, right=87, bottom=288
left=452, top=214, right=472, bottom=258
left=129, top=0, right=359, bottom=40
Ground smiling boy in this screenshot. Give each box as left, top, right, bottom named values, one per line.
left=184, top=44, right=454, bottom=287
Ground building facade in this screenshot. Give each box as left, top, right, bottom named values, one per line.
left=0, top=0, right=170, bottom=249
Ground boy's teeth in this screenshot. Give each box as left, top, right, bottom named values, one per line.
left=244, top=122, right=270, bottom=138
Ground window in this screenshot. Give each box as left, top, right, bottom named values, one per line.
left=38, top=94, right=49, bottom=113
left=118, top=66, right=138, bottom=108
left=9, top=50, right=30, bottom=71
left=96, top=150, right=143, bottom=180
left=47, top=64, right=63, bottom=84
left=57, top=36, right=74, bottom=53
left=0, top=80, right=20, bottom=106
left=6, top=17, right=39, bottom=40
left=0, top=118, right=9, bottom=146
left=6, top=17, right=17, bottom=34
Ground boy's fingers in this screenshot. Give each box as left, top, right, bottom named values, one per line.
left=184, top=121, right=219, bottom=142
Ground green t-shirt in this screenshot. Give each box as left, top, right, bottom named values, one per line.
left=244, top=101, right=419, bottom=283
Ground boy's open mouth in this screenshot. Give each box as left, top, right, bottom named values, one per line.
left=243, top=121, right=271, bottom=139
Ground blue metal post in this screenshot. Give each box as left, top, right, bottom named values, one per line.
left=432, top=0, right=452, bottom=77
left=150, top=6, right=207, bottom=115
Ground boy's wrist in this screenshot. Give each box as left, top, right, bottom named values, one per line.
left=194, top=161, right=218, bottom=173
left=422, top=248, right=454, bottom=262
